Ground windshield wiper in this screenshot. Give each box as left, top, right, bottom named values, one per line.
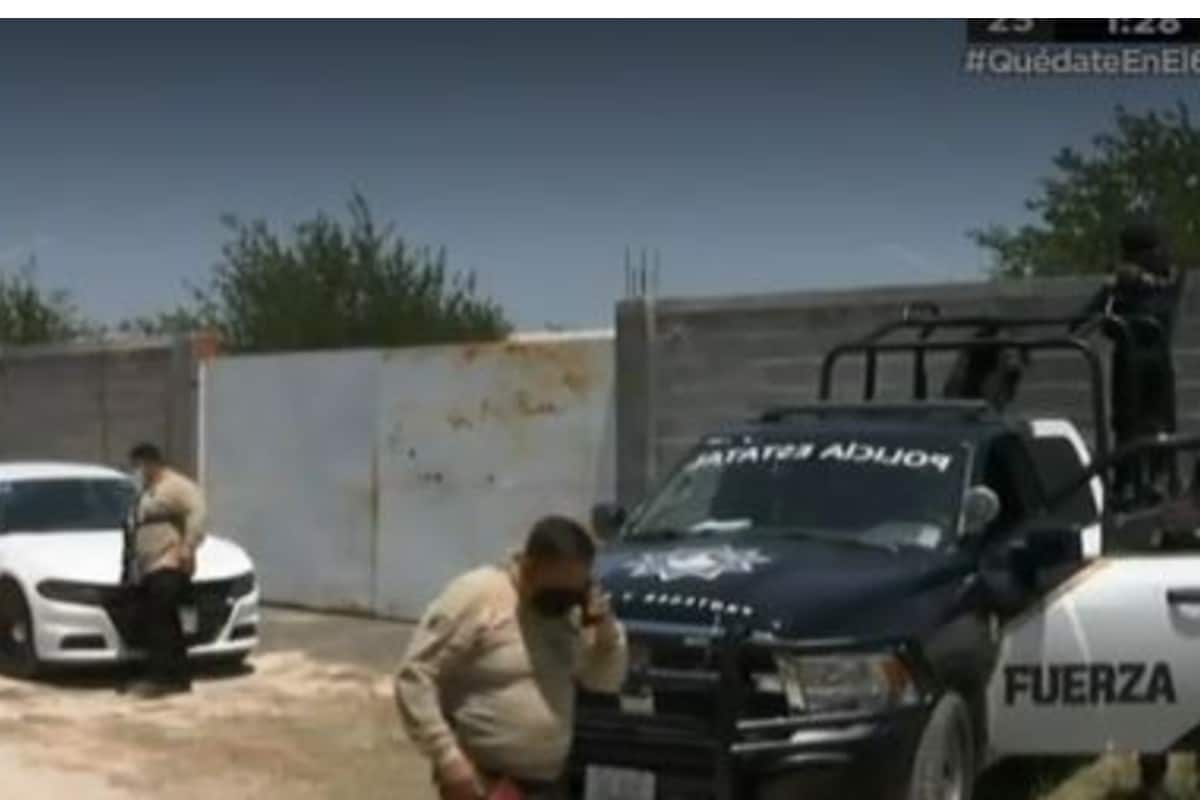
left=628, top=528, right=689, bottom=541
left=629, top=525, right=733, bottom=542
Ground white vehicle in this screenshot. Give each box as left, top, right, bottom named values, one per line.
left=0, top=462, right=259, bottom=677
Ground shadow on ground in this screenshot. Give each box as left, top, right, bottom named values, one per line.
left=977, top=758, right=1095, bottom=800
left=26, top=659, right=256, bottom=694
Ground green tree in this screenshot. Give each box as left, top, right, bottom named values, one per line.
left=0, top=260, right=92, bottom=345
left=116, top=306, right=208, bottom=339
left=149, top=194, right=511, bottom=352
left=971, top=103, right=1200, bottom=279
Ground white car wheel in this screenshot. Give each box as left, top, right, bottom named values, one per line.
left=0, top=579, right=39, bottom=678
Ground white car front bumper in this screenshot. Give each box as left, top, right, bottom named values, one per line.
left=33, top=585, right=260, bottom=665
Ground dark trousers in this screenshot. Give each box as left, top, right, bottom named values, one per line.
left=1141, top=752, right=1168, bottom=787
left=515, top=782, right=565, bottom=800
left=436, top=785, right=563, bottom=800
left=140, top=568, right=192, bottom=687
left=1112, top=344, right=1178, bottom=499
left=434, top=771, right=565, bottom=800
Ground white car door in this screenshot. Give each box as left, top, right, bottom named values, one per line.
left=988, top=423, right=1200, bottom=755
left=988, top=554, right=1200, bottom=755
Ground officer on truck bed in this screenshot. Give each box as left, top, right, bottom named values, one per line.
left=1076, top=217, right=1185, bottom=506
left=1075, top=219, right=1186, bottom=795
left=941, top=323, right=1029, bottom=411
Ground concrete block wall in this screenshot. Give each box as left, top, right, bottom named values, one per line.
left=0, top=337, right=201, bottom=473
left=616, top=275, right=1200, bottom=507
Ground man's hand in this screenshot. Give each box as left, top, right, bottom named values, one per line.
left=583, top=586, right=618, bottom=633
left=176, top=544, right=197, bottom=577
left=1115, top=263, right=1145, bottom=286
left=436, top=755, right=484, bottom=800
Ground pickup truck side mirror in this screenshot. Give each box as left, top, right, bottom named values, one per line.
left=981, top=524, right=1081, bottom=613
left=591, top=503, right=627, bottom=542
left=962, top=485, right=1001, bottom=536
left=1008, top=525, right=1081, bottom=583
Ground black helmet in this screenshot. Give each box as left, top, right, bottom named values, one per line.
left=1119, top=216, right=1170, bottom=272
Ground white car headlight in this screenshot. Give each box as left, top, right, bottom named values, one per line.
left=228, top=571, right=257, bottom=598
left=773, top=652, right=918, bottom=714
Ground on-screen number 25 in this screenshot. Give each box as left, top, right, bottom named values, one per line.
left=987, top=19, right=1035, bottom=34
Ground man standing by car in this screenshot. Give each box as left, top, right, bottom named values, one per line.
left=395, top=515, right=628, bottom=800
left=125, top=443, right=208, bottom=699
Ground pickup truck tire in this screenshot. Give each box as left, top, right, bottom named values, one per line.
left=905, top=692, right=975, bottom=800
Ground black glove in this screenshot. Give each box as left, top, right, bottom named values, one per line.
left=1115, top=263, right=1143, bottom=287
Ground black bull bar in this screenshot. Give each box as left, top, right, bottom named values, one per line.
left=571, top=621, right=930, bottom=800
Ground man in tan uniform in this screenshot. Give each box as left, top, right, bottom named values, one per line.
left=125, top=443, right=208, bottom=699
left=395, top=515, right=628, bottom=800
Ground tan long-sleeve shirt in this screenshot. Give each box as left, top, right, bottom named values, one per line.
left=394, top=563, right=628, bottom=782
left=135, top=468, right=207, bottom=575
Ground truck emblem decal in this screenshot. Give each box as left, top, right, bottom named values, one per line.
left=625, top=545, right=772, bottom=582
left=1003, top=662, right=1177, bottom=706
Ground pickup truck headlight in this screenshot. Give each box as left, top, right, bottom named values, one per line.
left=774, top=652, right=918, bottom=714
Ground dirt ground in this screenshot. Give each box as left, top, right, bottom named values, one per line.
left=980, top=756, right=1200, bottom=800
left=0, top=607, right=1196, bottom=800
left=0, top=607, right=436, bottom=800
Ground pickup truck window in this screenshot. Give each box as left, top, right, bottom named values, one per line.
left=1027, top=436, right=1098, bottom=526
left=982, top=434, right=1043, bottom=534
left=628, top=435, right=968, bottom=550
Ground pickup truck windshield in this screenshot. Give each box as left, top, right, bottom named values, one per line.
left=628, top=435, right=970, bottom=550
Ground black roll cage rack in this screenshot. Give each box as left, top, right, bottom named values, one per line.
left=815, top=301, right=1166, bottom=471
left=1046, top=432, right=1200, bottom=512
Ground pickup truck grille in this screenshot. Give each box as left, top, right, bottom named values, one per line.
left=584, top=630, right=788, bottom=720
left=632, top=637, right=722, bottom=722
left=573, top=628, right=786, bottom=799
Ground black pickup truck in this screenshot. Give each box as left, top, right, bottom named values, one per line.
left=571, top=311, right=1200, bottom=800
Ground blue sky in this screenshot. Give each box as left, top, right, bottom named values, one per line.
left=0, top=20, right=1194, bottom=329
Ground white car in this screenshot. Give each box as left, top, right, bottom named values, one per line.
left=0, top=461, right=260, bottom=677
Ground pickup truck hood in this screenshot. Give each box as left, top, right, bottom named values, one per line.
left=596, top=534, right=971, bottom=641
left=0, top=530, right=254, bottom=586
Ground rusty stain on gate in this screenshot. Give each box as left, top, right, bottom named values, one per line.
left=435, top=339, right=601, bottom=438
left=374, top=333, right=616, bottom=618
